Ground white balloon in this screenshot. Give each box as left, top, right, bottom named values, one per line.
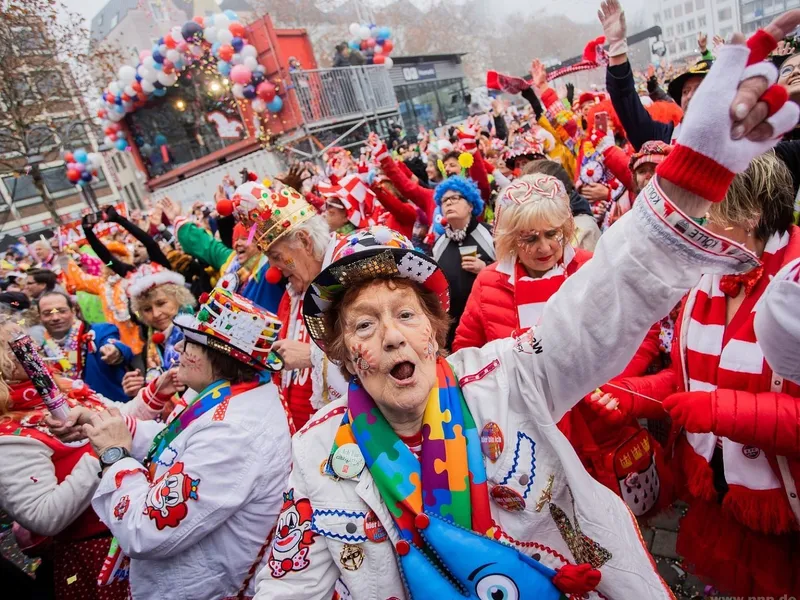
left=214, top=14, right=230, bottom=29
left=231, top=53, right=243, bottom=65
left=107, top=111, right=124, bottom=122
left=232, top=83, right=245, bottom=99
left=171, top=27, right=184, bottom=42
left=157, top=71, right=178, bottom=86
left=243, top=56, right=258, bottom=71
left=118, top=65, right=136, bottom=83
left=217, top=28, right=233, bottom=45
left=240, top=44, right=257, bottom=59
left=190, top=44, right=205, bottom=57
left=87, top=152, right=102, bottom=167
left=384, top=57, right=394, bottom=69
left=359, top=25, right=371, bottom=40
left=257, top=64, right=266, bottom=74
left=124, top=85, right=136, bottom=97
left=143, top=56, right=156, bottom=70
left=251, top=98, right=266, bottom=112
left=143, top=69, right=159, bottom=83
left=166, top=49, right=180, bottom=63
left=204, top=27, right=217, bottom=43
left=349, top=23, right=361, bottom=37
left=141, top=79, right=155, bottom=93
left=137, top=65, right=149, bottom=78
left=159, top=44, right=168, bottom=55
left=108, top=81, right=121, bottom=95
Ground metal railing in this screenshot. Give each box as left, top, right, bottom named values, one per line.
left=290, top=65, right=398, bottom=128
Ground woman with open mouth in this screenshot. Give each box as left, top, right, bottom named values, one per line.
left=253, top=24, right=798, bottom=599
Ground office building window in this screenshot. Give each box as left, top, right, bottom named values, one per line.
left=35, top=71, right=65, bottom=98
left=719, top=7, right=732, bottom=20
left=668, top=42, right=677, bottom=55
left=679, top=39, right=688, bottom=52
left=677, top=22, right=685, bottom=34
left=685, top=1, right=693, bottom=13
left=721, top=25, right=734, bottom=37
left=41, top=165, right=74, bottom=194
left=698, top=15, right=707, bottom=28
left=675, top=5, right=683, bottom=17
left=696, top=0, right=705, bottom=8
left=666, top=26, right=674, bottom=37
left=654, top=12, right=661, bottom=23
left=2, top=175, right=40, bottom=201
left=687, top=19, right=695, bottom=32
left=664, top=7, right=672, bottom=19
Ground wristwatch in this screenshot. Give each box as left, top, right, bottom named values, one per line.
left=98, top=446, right=131, bottom=478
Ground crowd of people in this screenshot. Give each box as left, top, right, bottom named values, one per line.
left=1, top=1, right=800, bottom=598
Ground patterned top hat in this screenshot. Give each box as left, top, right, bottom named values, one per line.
left=227, top=181, right=317, bottom=253
left=502, top=132, right=547, bottom=166
left=174, top=286, right=284, bottom=371
left=317, top=174, right=376, bottom=230
left=127, top=263, right=186, bottom=299
left=302, top=226, right=450, bottom=350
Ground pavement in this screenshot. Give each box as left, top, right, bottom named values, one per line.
left=642, top=502, right=710, bottom=599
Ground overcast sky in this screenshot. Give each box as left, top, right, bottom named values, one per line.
left=63, top=0, right=649, bottom=25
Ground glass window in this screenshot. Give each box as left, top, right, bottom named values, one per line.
left=436, top=79, right=467, bottom=126
left=698, top=15, right=707, bottom=28
left=34, top=71, right=65, bottom=98
left=110, top=14, right=118, bottom=29
left=666, top=26, right=674, bottom=37
left=2, top=175, right=40, bottom=201
left=668, top=42, right=677, bottom=55
left=696, top=0, right=705, bottom=8
left=654, top=13, right=661, bottom=23
left=676, top=22, right=685, bottom=34
left=26, top=125, right=56, bottom=151
left=664, top=7, right=672, bottom=19
left=41, top=165, right=75, bottom=193
left=685, top=1, right=693, bottom=13
left=675, top=5, right=683, bottom=18
left=12, top=27, right=46, bottom=53
left=679, top=39, right=688, bottom=52
left=12, top=76, right=34, bottom=102
left=54, top=119, right=90, bottom=148
left=0, top=128, right=20, bottom=155
left=719, top=7, right=732, bottom=20
left=687, top=19, right=695, bottom=32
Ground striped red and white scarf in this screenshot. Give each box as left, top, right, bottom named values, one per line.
left=514, top=245, right=576, bottom=330
left=683, top=231, right=789, bottom=491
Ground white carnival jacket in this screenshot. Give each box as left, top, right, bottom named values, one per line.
left=92, top=381, right=292, bottom=600
left=253, top=179, right=761, bottom=600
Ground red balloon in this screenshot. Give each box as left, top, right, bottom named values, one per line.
left=192, top=16, right=204, bottom=25
left=256, top=81, right=276, bottom=102
left=164, top=34, right=176, bottom=49
left=96, top=109, right=106, bottom=118
left=382, top=39, right=394, bottom=53
left=218, top=44, right=234, bottom=62
left=66, top=168, right=80, bottom=183
left=105, top=93, right=115, bottom=103
left=110, top=122, right=121, bottom=132
left=216, top=198, right=233, bottom=216
left=373, top=54, right=386, bottom=65
left=360, top=40, right=369, bottom=51
left=365, top=38, right=376, bottom=49
left=121, top=93, right=131, bottom=102
left=132, top=82, right=143, bottom=93
left=64, top=152, right=74, bottom=163
left=229, top=22, right=246, bottom=38
left=163, top=62, right=174, bottom=74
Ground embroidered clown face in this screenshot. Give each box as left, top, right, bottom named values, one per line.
left=269, top=489, right=316, bottom=578
left=144, top=462, right=200, bottom=530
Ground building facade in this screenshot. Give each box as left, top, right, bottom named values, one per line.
left=652, top=0, right=741, bottom=63
left=738, top=0, right=800, bottom=33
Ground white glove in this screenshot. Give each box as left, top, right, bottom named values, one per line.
left=598, top=0, right=628, bottom=57
left=369, top=138, right=390, bottom=163
left=657, top=39, right=799, bottom=203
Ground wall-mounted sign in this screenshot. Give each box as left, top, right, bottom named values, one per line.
left=402, top=64, right=437, bottom=82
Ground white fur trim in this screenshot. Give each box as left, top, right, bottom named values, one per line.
left=127, top=269, right=186, bottom=299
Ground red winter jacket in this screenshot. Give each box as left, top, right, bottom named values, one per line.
left=453, top=250, right=593, bottom=351
left=370, top=182, right=416, bottom=239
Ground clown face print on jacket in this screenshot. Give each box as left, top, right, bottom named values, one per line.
left=144, top=462, right=201, bottom=530
left=269, top=488, right=316, bottom=578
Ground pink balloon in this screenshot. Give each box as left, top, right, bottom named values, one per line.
left=230, top=64, right=252, bottom=85
left=177, top=41, right=189, bottom=53
left=139, top=50, right=151, bottom=61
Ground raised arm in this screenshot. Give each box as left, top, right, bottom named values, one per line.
left=82, top=216, right=134, bottom=278
left=106, top=206, right=171, bottom=270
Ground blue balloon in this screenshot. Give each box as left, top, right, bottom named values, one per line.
left=231, top=37, right=244, bottom=52
left=153, top=61, right=163, bottom=71
left=154, top=134, right=168, bottom=146
left=153, top=81, right=163, bottom=89
left=114, top=105, right=125, bottom=114
left=251, top=69, right=265, bottom=84
left=379, top=26, right=391, bottom=39
left=212, top=41, right=221, bottom=56
left=135, top=74, right=142, bottom=82
left=243, top=84, right=256, bottom=99
left=267, top=96, right=283, bottom=113
left=78, top=179, right=87, bottom=187
left=74, top=149, right=88, bottom=163
left=181, top=21, right=203, bottom=43
left=217, top=61, right=231, bottom=76
left=349, top=40, right=360, bottom=51
left=153, top=51, right=164, bottom=63
left=224, top=9, right=238, bottom=20
left=114, top=95, right=123, bottom=105
left=205, top=14, right=215, bottom=26
left=117, top=130, right=127, bottom=140
left=115, top=139, right=128, bottom=151
left=153, top=88, right=167, bottom=97
left=376, top=37, right=385, bottom=46
left=81, top=170, right=93, bottom=182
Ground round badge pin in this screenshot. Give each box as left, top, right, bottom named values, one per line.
left=480, top=422, right=504, bottom=462
left=331, top=443, right=365, bottom=479
left=364, top=510, right=388, bottom=543
left=490, top=484, right=526, bottom=512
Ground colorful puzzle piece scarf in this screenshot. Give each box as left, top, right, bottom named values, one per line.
left=343, top=357, right=492, bottom=546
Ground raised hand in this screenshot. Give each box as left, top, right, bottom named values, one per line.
left=160, top=196, right=182, bottom=222
left=276, top=163, right=310, bottom=191
left=598, top=0, right=628, bottom=58
left=698, top=31, right=708, bottom=52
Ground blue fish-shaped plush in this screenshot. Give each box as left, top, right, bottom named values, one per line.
left=398, top=512, right=566, bottom=600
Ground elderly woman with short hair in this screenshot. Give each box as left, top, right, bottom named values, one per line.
left=252, top=31, right=799, bottom=599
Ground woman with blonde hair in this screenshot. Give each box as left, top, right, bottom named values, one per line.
left=453, top=173, right=592, bottom=351
left=0, top=320, right=170, bottom=599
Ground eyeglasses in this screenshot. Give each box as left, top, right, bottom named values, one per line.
left=780, top=63, right=800, bottom=79
left=516, top=229, right=564, bottom=250
left=441, top=194, right=466, bottom=207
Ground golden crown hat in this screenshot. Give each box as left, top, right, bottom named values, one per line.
left=228, top=182, right=318, bottom=253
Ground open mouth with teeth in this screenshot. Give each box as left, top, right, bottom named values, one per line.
left=389, top=360, right=416, bottom=383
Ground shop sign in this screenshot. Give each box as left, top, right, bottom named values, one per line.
left=402, top=64, right=437, bottom=82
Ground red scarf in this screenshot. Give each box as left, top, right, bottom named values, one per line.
left=513, top=245, right=577, bottom=330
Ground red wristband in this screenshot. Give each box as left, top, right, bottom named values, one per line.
left=746, top=29, right=778, bottom=66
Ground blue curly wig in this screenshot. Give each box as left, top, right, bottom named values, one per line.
left=433, top=176, right=484, bottom=218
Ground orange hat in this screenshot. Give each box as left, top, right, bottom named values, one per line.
left=105, top=241, right=131, bottom=260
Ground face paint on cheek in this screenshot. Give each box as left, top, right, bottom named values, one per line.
left=422, top=324, right=436, bottom=360
left=350, top=342, right=373, bottom=373
left=181, top=352, right=202, bottom=370
left=284, top=257, right=296, bottom=270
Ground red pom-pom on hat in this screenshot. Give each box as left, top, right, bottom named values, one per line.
left=198, top=292, right=209, bottom=304
left=247, top=171, right=258, bottom=182
left=266, top=266, right=283, bottom=284
left=217, top=198, right=234, bottom=217
left=552, top=563, right=601, bottom=594
left=151, top=331, right=166, bottom=345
